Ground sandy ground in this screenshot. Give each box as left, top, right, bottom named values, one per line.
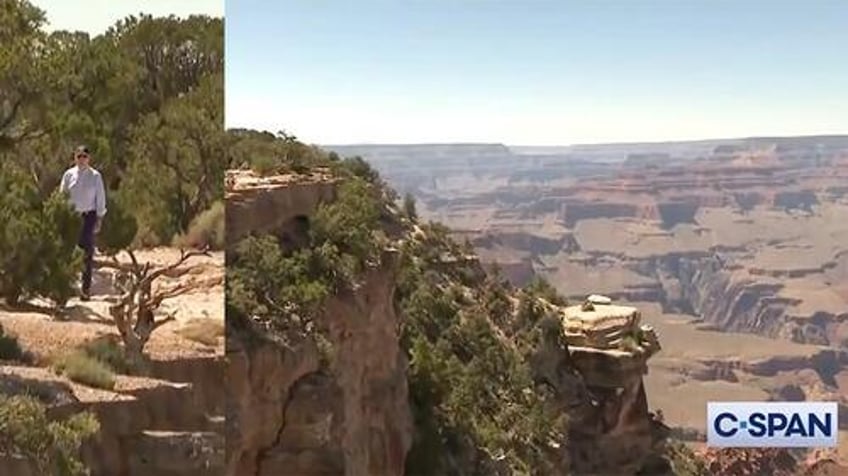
left=0, top=247, right=224, bottom=363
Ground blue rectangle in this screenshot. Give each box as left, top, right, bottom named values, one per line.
left=707, top=401, right=838, bottom=448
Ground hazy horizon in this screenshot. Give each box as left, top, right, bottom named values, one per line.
left=278, top=132, right=847, bottom=148
left=226, top=0, right=848, bottom=146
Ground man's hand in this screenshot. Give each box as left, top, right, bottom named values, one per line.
left=94, top=217, right=102, bottom=234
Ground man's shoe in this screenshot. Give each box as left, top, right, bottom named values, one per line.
left=80, top=291, right=91, bottom=301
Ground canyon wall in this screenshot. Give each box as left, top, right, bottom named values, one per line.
left=346, top=137, right=848, bottom=467
left=358, top=138, right=848, bottom=349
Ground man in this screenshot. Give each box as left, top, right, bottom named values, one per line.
left=60, top=145, right=107, bottom=301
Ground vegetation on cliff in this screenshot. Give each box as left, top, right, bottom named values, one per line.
left=227, top=132, right=575, bottom=474
left=398, top=224, right=570, bottom=475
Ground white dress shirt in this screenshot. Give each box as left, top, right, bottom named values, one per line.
left=60, top=165, right=107, bottom=217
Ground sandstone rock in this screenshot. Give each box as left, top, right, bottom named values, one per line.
left=556, top=298, right=663, bottom=475
left=225, top=332, right=321, bottom=475
left=225, top=169, right=337, bottom=248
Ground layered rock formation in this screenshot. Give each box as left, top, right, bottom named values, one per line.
left=359, top=138, right=848, bottom=348
left=559, top=297, right=664, bottom=475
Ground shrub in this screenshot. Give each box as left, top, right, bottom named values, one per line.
left=524, top=275, right=567, bottom=306
left=311, top=179, right=381, bottom=268
left=227, top=236, right=343, bottom=334
left=400, top=247, right=566, bottom=474
left=0, top=394, right=99, bottom=476
left=662, top=440, right=709, bottom=475
left=0, top=323, right=26, bottom=362
left=252, top=155, right=279, bottom=176
left=80, top=335, right=130, bottom=374
left=0, top=168, right=82, bottom=307
left=336, top=156, right=380, bottom=183
left=99, top=193, right=139, bottom=256
left=54, top=352, right=117, bottom=390
left=174, top=201, right=224, bottom=250
left=36, top=192, right=86, bottom=306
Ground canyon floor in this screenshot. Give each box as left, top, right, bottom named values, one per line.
left=638, top=301, right=848, bottom=464
left=0, top=247, right=225, bottom=475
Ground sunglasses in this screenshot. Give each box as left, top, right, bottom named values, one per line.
left=76, top=153, right=90, bottom=159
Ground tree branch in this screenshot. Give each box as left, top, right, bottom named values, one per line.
left=151, top=313, right=176, bottom=331
left=143, top=247, right=210, bottom=285
left=0, top=97, right=24, bottom=131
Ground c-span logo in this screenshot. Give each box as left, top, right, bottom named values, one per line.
left=707, top=402, right=838, bottom=447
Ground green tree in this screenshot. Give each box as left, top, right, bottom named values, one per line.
left=122, top=72, right=224, bottom=244
left=3, top=1, right=224, bottom=245
left=98, top=194, right=139, bottom=256
left=0, top=0, right=48, bottom=151
left=311, top=179, right=382, bottom=268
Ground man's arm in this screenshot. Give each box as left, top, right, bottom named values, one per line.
left=59, top=170, right=69, bottom=194
left=94, top=172, right=107, bottom=229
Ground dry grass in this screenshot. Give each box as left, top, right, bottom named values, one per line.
left=54, top=352, right=116, bottom=390
left=80, top=335, right=131, bottom=374
left=175, top=318, right=224, bottom=347
left=173, top=201, right=225, bottom=250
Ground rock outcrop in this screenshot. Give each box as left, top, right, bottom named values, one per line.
left=225, top=169, right=337, bottom=249
left=558, top=296, right=664, bottom=475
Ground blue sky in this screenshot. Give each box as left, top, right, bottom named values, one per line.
left=226, top=0, right=848, bottom=145
left=32, top=0, right=222, bottom=35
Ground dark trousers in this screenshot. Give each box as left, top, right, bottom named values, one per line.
left=78, top=211, right=97, bottom=294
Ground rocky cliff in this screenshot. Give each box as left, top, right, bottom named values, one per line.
left=225, top=169, right=337, bottom=249
left=558, top=299, right=666, bottom=475
left=226, top=172, right=412, bottom=476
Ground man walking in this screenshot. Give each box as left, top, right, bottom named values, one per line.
left=60, top=145, right=107, bottom=301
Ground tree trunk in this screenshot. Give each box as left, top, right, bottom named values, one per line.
left=123, top=332, right=144, bottom=364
